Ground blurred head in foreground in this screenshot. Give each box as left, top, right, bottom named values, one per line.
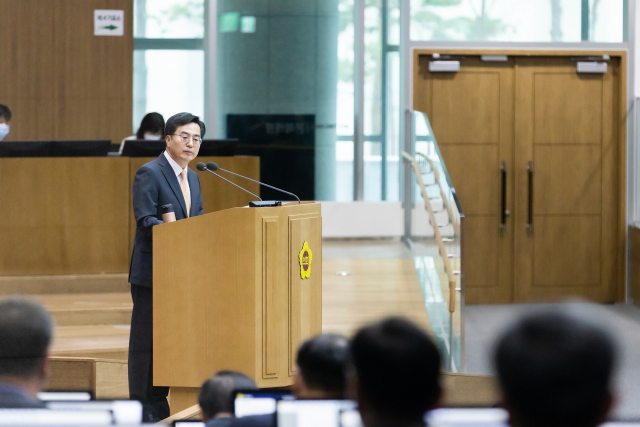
left=294, top=333, right=350, bottom=399
left=495, top=309, right=617, bottom=427
left=350, top=317, right=442, bottom=426
left=0, top=297, right=53, bottom=402
left=199, top=371, right=257, bottom=423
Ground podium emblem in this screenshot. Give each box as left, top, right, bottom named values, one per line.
left=298, top=241, right=313, bottom=279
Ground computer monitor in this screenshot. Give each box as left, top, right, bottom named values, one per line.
left=0, top=409, right=112, bottom=425
left=234, top=389, right=294, bottom=418
left=198, top=139, right=239, bottom=156
left=121, top=139, right=239, bottom=157
left=425, top=408, right=509, bottom=427
left=277, top=400, right=357, bottom=427
left=46, top=400, right=143, bottom=425
left=52, top=140, right=111, bottom=157
left=0, top=140, right=54, bottom=157
left=38, top=391, right=93, bottom=401
left=121, top=139, right=166, bottom=157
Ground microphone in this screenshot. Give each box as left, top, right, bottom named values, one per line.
left=206, top=162, right=301, bottom=204
left=196, top=162, right=262, bottom=201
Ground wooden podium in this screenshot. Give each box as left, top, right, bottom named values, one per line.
left=152, top=202, right=322, bottom=414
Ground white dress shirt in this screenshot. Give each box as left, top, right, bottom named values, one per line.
left=163, top=150, right=190, bottom=196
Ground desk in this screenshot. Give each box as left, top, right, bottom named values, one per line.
left=0, top=156, right=259, bottom=276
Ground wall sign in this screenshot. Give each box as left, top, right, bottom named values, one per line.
left=94, top=10, right=124, bottom=36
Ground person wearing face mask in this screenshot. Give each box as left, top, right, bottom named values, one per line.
left=119, top=112, right=166, bottom=153
left=0, top=104, right=12, bottom=141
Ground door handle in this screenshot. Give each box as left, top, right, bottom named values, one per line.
left=500, top=161, right=509, bottom=235
left=527, top=161, right=533, bottom=235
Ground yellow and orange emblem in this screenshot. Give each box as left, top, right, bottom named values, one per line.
left=298, top=241, right=313, bottom=279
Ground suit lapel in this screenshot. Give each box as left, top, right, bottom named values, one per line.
left=188, top=169, right=198, bottom=217
left=158, top=154, right=188, bottom=218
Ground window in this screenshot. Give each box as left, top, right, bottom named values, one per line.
left=133, top=0, right=205, bottom=134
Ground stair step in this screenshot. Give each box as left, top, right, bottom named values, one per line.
left=35, top=293, right=132, bottom=326
left=51, top=325, right=130, bottom=360
left=49, top=357, right=129, bottom=399
left=0, top=274, right=129, bottom=295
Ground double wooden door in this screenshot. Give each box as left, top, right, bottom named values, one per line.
left=414, top=52, right=625, bottom=304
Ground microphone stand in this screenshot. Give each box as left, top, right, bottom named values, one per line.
left=200, top=168, right=262, bottom=201
left=216, top=167, right=301, bottom=204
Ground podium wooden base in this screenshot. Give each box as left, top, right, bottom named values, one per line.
left=169, top=387, right=199, bottom=416
left=155, top=202, right=322, bottom=415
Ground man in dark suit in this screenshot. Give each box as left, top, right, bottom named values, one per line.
left=0, top=297, right=52, bottom=409
left=128, top=112, right=206, bottom=422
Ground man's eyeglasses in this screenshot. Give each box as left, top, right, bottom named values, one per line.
left=171, top=133, right=202, bottom=145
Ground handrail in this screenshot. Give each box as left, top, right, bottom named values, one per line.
left=425, top=157, right=460, bottom=235
left=402, top=151, right=456, bottom=314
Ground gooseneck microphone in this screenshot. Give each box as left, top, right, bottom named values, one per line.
left=196, top=162, right=262, bottom=201
left=206, top=162, right=301, bottom=204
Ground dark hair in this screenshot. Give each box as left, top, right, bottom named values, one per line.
left=351, top=317, right=441, bottom=421
left=165, top=112, right=206, bottom=139
left=296, top=333, right=349, bottom=395
left=0, top=104, right=11, bottom=121
left=198, top=370, right=257, bottom=419
left=136, top=112, right=165, bottom=139
left=0, top=298, right=53, bottom=377
left=495, top=310, right=617, bottom=427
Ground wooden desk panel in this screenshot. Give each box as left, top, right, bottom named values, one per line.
left=0, top=158, right=130, bottom=275
left=0, top=156, right=259, bottom=276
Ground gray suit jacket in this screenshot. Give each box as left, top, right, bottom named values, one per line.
left=0, top=384, right=45, bottom=409
left=128, top=154, right=204, bottom=287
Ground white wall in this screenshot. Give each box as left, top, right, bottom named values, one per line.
left=321, top=201, right=449, bottom=238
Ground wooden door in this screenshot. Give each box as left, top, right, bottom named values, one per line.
left=514, top=57, right=621, bottom=302
left=414, top=56, right=515, bottom=304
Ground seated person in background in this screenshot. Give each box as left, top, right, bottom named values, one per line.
left=0, top=104, right=11, bottom=141
left=199, top=371, right=258, bottom=427
left=119, top=112, right=165, bottom=153
left=0, top=297, right=53, bottom=408
left=232, top=333, right=350, bottom=427
left=495, top=309, right=618, bottom=427
left=350, top=317, right=442, bottom=427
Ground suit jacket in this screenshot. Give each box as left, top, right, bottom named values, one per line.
left=230, top=414, right=275, bottom=427
left=128, top=153, right=204, bottom=287
left=0, top=384, right=46, bottom=409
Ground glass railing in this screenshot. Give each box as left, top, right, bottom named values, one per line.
left=402, top=110, right=464, bottom=373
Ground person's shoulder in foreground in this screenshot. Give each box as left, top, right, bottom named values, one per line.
left=0, top=297, right=53, bottom=409
left=494, top=306, right=618, bottom=427
left=230, top=414, right=274, bottom=427
left=350, top=317, right=442, bottom=427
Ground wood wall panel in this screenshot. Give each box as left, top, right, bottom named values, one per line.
left=0, top=0, right=132, bottom=144
left=0, top=158, right=130, bottom=275
left=262, top=218, right=280, bottom=379
left=629, top=226, right=640, bottom=305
